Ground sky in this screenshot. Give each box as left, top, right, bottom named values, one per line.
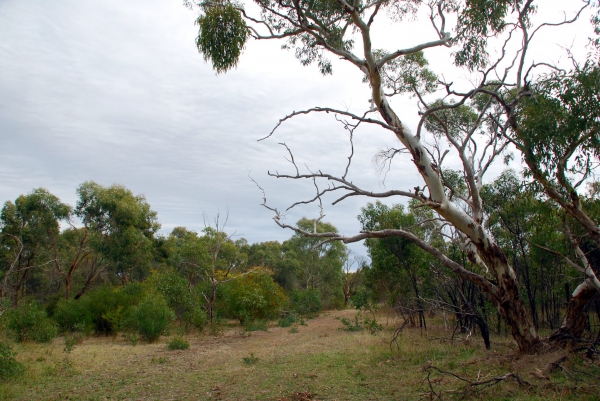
left=0, top=0, right=594, bottom=256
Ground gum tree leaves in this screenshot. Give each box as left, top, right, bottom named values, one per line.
left=196, top=2, right=249, bottom=73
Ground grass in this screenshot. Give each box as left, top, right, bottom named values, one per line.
left=0, top=309, right=599, bottom=400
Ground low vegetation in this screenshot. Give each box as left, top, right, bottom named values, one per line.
left=0, top=310, right=599, bottom=400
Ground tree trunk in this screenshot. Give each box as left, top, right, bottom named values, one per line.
left=491, top=269, right=540, bottom=353
left=549, top=280, right=598, bottom=345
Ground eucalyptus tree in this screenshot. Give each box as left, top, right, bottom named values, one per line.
left=359, top=201, right=435, bottom=328
left=165, top=227, right=211, bottom=286
left=283, top=218, right=346, bottom=307
left=200, top=218, right=250, bottom=322
left=0, top=189, right=70, bottom=304
left=74, top=181, right=160, bottom=288
left=512, top=64, right=600, bottom=343
left=188, top=0, right=595, bottom=352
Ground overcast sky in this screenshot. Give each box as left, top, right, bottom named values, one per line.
left=0, top=1, right=594, bottom=256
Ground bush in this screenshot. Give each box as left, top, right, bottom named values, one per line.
left=53, top=298, right=94, bottom=334
left=350, top=288, right=374, bottom=311
left=244, top=319, right=268, bottom=332
left=337, top=314, right=363, bottom=332
left=0, top=342, right=23, bottom=381
left=289, top=289, right=322, bottom=317
left=277, top=311, right=299, bottom=328
left=122, top=292, right=174, bottom=342
left=146, top=270, right=208, bottom=331
left=52, top=284, right=146, bottom=335
left=167, top=336, right=189, bottom=350
left=4, top=300, right=58, bottom=343
left=221, top=269, right=286, bottom=325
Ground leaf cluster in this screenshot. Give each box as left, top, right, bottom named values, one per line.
left=196, top=2, right=249, bottom=73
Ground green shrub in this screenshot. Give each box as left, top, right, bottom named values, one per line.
left=146, top=270, right=208, bottom=331
left=337, top=314, right=363, bottom=332
left=242, top=353, right=259, bottom=365
left=123, top=292, right=174, bottom=342
left=222, top=269, right=286, bottom=325
left=277, top=311, right=298, bottom=328
left=244, top=319, right=268, bottom=332
left=63, top=332, right=84, bottom=353
left=289, top=289, right=322, bottom=317
left=167, top=336, right=189, bottom=350
left=0, top=342, right=23, bottom=381
left=183, top=304, right=208, bottom=331
left=53, top=298, right=93, bottom=334
left=4, top=300, right=58, bottom=343
left=350, top=288, right=374, bottom=311
left=363, top=316, right=383, bottom=335
left=53, top=284, right=145, bottom=335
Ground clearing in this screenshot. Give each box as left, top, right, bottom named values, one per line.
left=2, top=309, right=599, bottom=400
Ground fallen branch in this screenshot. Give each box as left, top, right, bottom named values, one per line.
left=422, top=364, right=531, bottom=399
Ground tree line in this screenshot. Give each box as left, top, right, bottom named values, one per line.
left=0, top=182, right=352, bottom=341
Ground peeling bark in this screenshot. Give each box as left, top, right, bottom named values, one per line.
left=549, top=280, right=597, bottom=345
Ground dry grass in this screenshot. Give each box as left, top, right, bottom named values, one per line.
left=1, top=309, right=599, bottom=400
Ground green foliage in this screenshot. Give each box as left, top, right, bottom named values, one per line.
left=77, top=284, right=144, bottom=335
left=349, top=288, right=374, bottom=311
left=0, top=342, right=23, bottom=381
left=517, top=63, right=600, bottom=182
left=4, top=300, right=57, bottom=343
left=165, top=227, right=210, bottom=286
left=146, top=269, right=208, bottom=330
left=375, top=51, right=438, bottom=96
left=363, top=316, right=383, bottom=335
left=63, top=332, right=84, bottom=353
left=122, top=292, right=174, bottom=342
left=0, top=188, right=71, bottom=303
left=241, top=352, right=259, bottom=365
left=284, top=218, right=346, bottom=308
left=336, top=312, right=383, bottom=335
left=453, top=0, right=517, bottom=69
left=277, top=311, right=299, bottom=328
left=53, top=298, right=94, bottom=334
left=244, top=319, right=268, bottom=332
left=75, top=181, right=160, bottom=282
left=221, top=269, right=286, bottom=325
left=424, top=100, right=479, bottom=141
left=336, top=314, right=363, bottom=332
left=358, top=202, right=436, bottom=308
left=166, top=336, right=190, bottom=350
left=289, top=288, right=322, bottom=317
left=196, top=3, right=249, bottom=73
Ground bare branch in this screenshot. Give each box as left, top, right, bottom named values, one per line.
left=258, top=107, right=394, bottom=142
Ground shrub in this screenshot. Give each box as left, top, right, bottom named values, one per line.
left=53, top=298, right=93, bottom=334
left=183, top=304, right=208, bottom=331
left=222, top=269, right=286, bottom=325
left=244, top=319, right=268, bottom=332
left=64, top=332, right=84, bottom=353
left=350, top=288, right=374, bottom=311
left=242, top=353, right=259, bottom=365
left=337, top=314, right=363, bottom=332
left=4, top=300, right=58, bottom=343
left=277, top=311, right=299, bottom=328
left=167, top=336, right=189, bottom=350
left=52, top=284, right=146, bottom=335
left=0, top=342, right=23, bottom=381
left=122, top=292, right=174, bottom=342
left=289, top=289, right=322, bottom=317
left=146, top=270, right=208, bottom=331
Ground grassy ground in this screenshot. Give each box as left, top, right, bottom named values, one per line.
left=1, top=309, right=599, bottom=400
